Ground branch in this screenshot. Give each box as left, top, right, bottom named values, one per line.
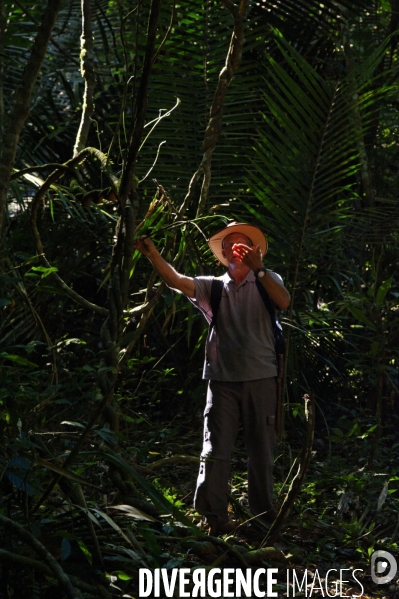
left=206, top=535, right=249, bottom=568
left=0, top=514, right=78, bottom=599
left=123, top=295, right=162, bottom=317
left=13, top=278, right=58, bottom=385
left=152, top=0, right=176, bottom=65
left=262, top=393, right=315, bottom=546
left=38, top=255, right=109, bottom=316
left=118, top=282, right=165, bottom=370
left=0, top=548, right=111, bottom=598
left=11, top=0, right=80, bottom=65
left=119, top=0, right=163, bottom=207
left=29, top=147, right=116, bottom=316
left=11, top=163, right=76, bottom=180
left=0, top=0, right=63, bottom=234
left=74, top=0, right=95, bottom=155
left=36, top=457, right=103, bottom=490
left=106, top=6, right=138, bottom=165
left=179, top=0, right=248, bottom=217
left=32, top=379, right=117, bottom=513
left=145, top=454, right=199, bottom=471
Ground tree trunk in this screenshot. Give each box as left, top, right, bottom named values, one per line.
left=0, top=0, right=6, bottom=149
left=0, top=0, right=62, bottom=236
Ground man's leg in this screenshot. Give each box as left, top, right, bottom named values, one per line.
left=194, top=380, right=241, bottom=526
left=241, top=377, right=277, bottom=520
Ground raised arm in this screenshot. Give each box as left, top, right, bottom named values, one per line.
left=134, top=236, right=196, bottom=298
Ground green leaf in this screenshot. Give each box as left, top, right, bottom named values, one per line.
left=36, top=457, right=103, bottom=490
left=6, top=471, right=42, bottom=496
left=0, top=353, right=38, bottom=367
left=61, top=421, right=85, bottom=428
left=346, top=305, right=376, bottom=330
left=108, top=504, right=156, bottom=522
left=114, top=571, right=132, bottom=581
left=333, top=428, right=343, bottom=437
left=61, top=537, right=71, bottom=561
left=31, top=266, right=59, bottom=278
left=99, top=450, right=201, bottom=533
left=94, top=427, right=117, bottom=446
left=77, top=538, right=92, bottom=565
left=375, top=277, right=393, bottom=307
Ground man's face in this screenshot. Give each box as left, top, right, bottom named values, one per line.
left=221, top=232, right=253, bottom=265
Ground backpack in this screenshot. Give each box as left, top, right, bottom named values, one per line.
left=210, top=277, right=285, bottom=356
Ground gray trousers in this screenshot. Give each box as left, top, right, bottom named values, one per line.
left=194, top=377, right=277, bottom=524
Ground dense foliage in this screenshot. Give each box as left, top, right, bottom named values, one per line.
left=0, top=0, right=398, bottom=597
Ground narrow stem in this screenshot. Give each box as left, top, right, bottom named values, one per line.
left=118, top=0, right=162, bottom=206
left=0, top=514, right=78, bottom=599
left=342, top=21, right=374, bottom=207
left=74, top=0, right=95, bottom=155
left=180, top=0, right=247, bottom=217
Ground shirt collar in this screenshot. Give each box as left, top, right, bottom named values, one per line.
left=223, top=269, right=255, bottom=286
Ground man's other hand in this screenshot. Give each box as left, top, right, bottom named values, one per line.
left=232, top=243, right=263, bottom=271
left=134, top=235, right=156, bottom=257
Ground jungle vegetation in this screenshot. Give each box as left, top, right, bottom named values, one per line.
left=0, top=0, right=398, bottom=597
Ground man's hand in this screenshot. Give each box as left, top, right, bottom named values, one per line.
left=134, top=235, right=157, bottom=257
left=232, top=243, right=263, bottom=271
left=133, top=235, right=195, bottom=297
left=233, top=242, right=290, bottom=309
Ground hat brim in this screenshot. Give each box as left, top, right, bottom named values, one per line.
left=208, top=222, right=268, bottom=267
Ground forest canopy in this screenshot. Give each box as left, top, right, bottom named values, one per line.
left=0, top=0, right=398, bottom=597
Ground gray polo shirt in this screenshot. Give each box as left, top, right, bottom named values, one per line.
left=190, top=270, right=283, bottom=382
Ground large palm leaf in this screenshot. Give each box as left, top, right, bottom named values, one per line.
left=243, top=33, right=393, bottom=404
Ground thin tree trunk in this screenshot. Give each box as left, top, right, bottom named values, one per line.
left=367, top=369, right=384, bottom=470
left=118, top=0, right=163, bottom=207
left=342, top=21, right=374, bottom=207
left=0, top=0, right=62, bottom=236
left=99, top=0, right=164, bottom=475
left=74, top=0, right=95, bottom=155
left=0, top=0, right=5, bottom=149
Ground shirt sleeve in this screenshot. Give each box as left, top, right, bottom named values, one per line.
left=188, top=276, right=213, bottom=324
left=269, top=271, right=284, bottom=285
left=267, top=270, right=285, bottom=310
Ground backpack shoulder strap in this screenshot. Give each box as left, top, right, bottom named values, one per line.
left=210, top=277, right=224, bottom=329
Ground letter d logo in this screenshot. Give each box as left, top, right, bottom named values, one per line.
left=371, top=550, right=397, bottom=584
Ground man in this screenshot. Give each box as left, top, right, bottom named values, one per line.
left=134, top=222, right=290, bottom=535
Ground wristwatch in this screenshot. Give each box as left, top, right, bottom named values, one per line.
left=254, top=267, right=267, bottom=279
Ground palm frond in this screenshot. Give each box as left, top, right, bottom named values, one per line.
left=242, top=32, right=393, bottom=401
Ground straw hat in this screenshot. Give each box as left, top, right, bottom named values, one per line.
left=208, top=222, right=268, bottom=267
